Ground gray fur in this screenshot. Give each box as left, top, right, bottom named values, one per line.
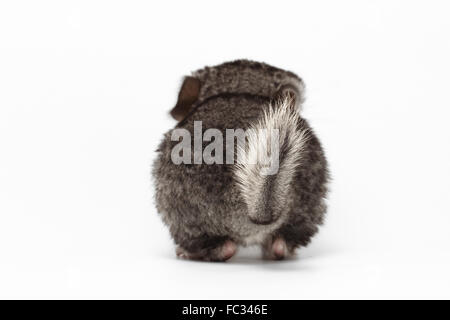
left=152, top=59, right=329, bottom=261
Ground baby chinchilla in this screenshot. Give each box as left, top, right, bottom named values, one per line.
left=152, top=60, right=329, bottom=261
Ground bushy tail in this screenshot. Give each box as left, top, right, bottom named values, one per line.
left=234, top=97, right=310, bottom=224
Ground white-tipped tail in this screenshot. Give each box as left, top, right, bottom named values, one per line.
left=234, top=98, right=310, bottom=224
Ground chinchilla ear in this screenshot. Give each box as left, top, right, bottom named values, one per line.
left=170, top=76, right=201, bottom=121
left=274, top=83, right=304, bottom=111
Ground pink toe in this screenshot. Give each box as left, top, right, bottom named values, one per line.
left=221, top=241, right=237, bottom=260
left=272, top=238, right=287, bottom=259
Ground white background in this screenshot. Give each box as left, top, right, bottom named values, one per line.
left=1, top=0, right=450, bottom=299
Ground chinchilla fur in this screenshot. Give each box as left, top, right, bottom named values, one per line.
left=152, top=60, right=329, bottom=261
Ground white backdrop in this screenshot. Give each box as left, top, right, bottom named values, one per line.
left=1, top=0, right=450, bottom=299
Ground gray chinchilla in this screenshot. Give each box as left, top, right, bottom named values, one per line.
left=152, top=60, right=329, bottom=261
